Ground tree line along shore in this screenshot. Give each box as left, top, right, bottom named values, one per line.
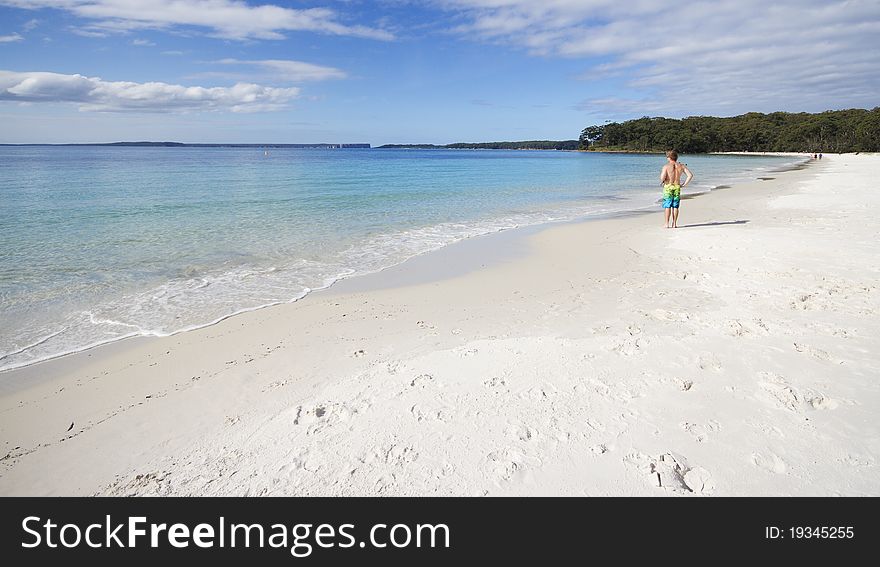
left=381, top=108, right=879, bottom=154
left=579, top=108, right=880, bottom=153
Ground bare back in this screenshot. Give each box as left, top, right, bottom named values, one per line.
left=662, top=162, right=686, bottom=185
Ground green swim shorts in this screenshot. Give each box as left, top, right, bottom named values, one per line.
left=662, top=183, right=681, bottom=209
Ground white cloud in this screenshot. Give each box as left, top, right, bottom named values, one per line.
left=214, top=58, right=347, bottom=82
left=131, top=38, right=155, bottom=46
left=22, top=18, right=40, bottom=31
left=0, top=32, right=24, bottom=43
left=574, top=97, right=665, bottom=115
left=0, top=70, right=300, bottom=113
left=161, top=50, right=184, bottom=56
left=1, top=0, right=393, bottom=41
left=71, top=27, right=108, bottom=37
left=439, top=0, right=880, bottom=117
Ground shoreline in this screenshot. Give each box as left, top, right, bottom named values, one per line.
left=0, top=153, right=807, bottom=378
left=0, top=222, right=537, bottom=392
left=2, top=154, right=878, bottom=496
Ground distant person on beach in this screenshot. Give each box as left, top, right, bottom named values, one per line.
left=819, top=153, right=823, bottom=159
left=660, top=150, right=693, bottom=228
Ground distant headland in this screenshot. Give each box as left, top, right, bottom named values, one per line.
left=378, top=140, right=579, bottom=150
left=0, top=140, right=582, bottom=151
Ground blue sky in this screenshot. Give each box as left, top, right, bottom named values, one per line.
left=1, top=0, right=878, bottom=144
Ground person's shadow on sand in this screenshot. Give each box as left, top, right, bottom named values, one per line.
left=676, top=220, right=749, bottom=228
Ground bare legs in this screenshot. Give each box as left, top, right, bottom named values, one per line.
left=663, top=207, right=680, bottom=228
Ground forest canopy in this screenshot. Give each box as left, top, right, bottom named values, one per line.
left=579, top=108, right=880, bottom=153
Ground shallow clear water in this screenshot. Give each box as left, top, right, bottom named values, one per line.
left=0, top=147, right=799, bottom=371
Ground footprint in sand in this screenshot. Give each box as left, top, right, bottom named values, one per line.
left=410, top=404, right=447, bottom=423
left=590, top=443, right=612, bottom=455
left=756, top=372, right=801, bottom=412
left=789, top=293, right=815, bottom=310
left=262, top=379, right=290, bottom=392
left=649, top=309, right=690, bottom=322
left=506, top=424, right=538, bottom=442
left=750, top=452, right=787, bottom=474
left=102, top=471, right=174, bottom=497
left=520, top=385, right=556, bottom=402
left=486, top=451, right=522, bottom=484
left=725, top=319, right=751, bottom=337
left=806, top=321, right=854, bottom=338
left=806, top=395, right=841, bottom=410
left=585, top=378, right=611, bottom=397
left=838, top=454, right=875, bottom=467
left=793, top=343, right=840, bottom=363
left=753, top=318, right=771, bottom=334
left=483, top=375, right=508, bottom=391
left=380, top=444, right=420, bottom=467
left=292, top=402, right=359, bottom=434
left=697, top=353, right=722, bottom=372
left=410, top=373, right=435, bottom=389
left=789, top=289, right=850, bottom=312
left=611, top=337, right=643, bottom=357
left=683, top=467, right=715, bottom=496
left=746, top=420, right=786, bottom=438
left=484, top=449, right=540, bottom=485
left=726, top=318, right=770, bottom=337
left=277, top=449, right=321, bottom=476
left=680, top=420, right=721, bottom=442
left=357, top=443, right=420, bottom=473
left=624, top=452, right=715, bottom=495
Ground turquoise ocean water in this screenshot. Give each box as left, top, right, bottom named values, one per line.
left=0, top=147, right=801, bottom=371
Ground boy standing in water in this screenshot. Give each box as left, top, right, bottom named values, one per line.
left=660, top=150, right=693, bottom=228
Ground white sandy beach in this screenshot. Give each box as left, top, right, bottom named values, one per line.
left=1, top=153, right=878, bottom=496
